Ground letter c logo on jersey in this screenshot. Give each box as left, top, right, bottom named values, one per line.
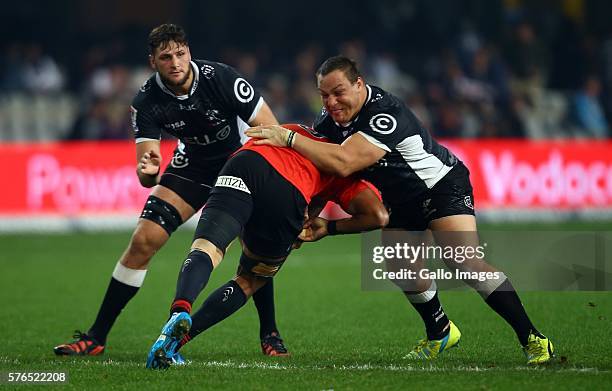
left=234, top=78, right=254, bottom=103
left=369, top=113, right=397, bottom=135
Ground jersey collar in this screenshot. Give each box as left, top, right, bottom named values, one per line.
left=155, top=60, right=199, bottom=100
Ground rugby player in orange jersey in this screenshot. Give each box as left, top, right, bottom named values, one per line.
left=146, top=124, right=388, bottom=368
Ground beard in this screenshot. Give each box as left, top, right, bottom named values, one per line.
left=161, top=66, right=192, bottom=88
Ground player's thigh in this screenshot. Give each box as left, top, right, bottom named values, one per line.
left=150, top=185, right=197, bottom=222
left=242, top=180, right=307, bottom=259
left=382, top=228, right=434, bottom=292
left=141, top=163, right=214, bottom=236
left=127, top=185, right=197, bottom=254
left=424, top=161, right=475, bottom=230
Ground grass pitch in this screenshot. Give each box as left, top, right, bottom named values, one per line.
left=1, top=223, right=611, bottom=390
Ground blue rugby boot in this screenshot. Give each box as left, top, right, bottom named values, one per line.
left=146, top=312, right=192, bottom=369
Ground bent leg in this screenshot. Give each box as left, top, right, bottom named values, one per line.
left=430, top=214, right=542, bottom=346
left=88, top=186, right=194, bottom=345
left=383, top=229, right=451, bottom=341
left=182, top=252, right=277, bottom=347
left=170, top=206, right=244, bottom=316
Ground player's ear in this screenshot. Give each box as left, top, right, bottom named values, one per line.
left=355, top=77, right=364, bottom=89
left=148, top=54, right=156, bottom=71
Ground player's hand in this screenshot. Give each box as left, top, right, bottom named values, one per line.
left=291, top=239, right=304, bottom=250
left=298, top=217, right=329, bottom=242
left=245, top=125, right=291, bottom=147
left=139, top=150, right=161, bottom=176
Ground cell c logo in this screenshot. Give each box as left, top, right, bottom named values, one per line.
left=216, top=125, right=231, bottom=140
left=234, top=78, right=254, bottom=103
left=369, top=113, right=397, bottom=134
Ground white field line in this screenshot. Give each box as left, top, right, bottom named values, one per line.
left=0, top=356, right=608, bottom=373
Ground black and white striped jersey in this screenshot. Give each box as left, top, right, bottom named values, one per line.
left=313, top=85, right=459, bottom=205
left=130, top=59, right=262, bottom=164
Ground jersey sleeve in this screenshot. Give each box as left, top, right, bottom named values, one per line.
left=356, top=104, right=410, bottom=152
left=130, top=94, right=161, bottom=143
left=319, top=177, right=382, bottom=212
left=210, top=63, right=263, bottom=124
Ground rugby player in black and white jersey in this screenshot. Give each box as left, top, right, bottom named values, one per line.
left=246, top=56, right=554, bottom=365
left=54, top=24, right=289, bottom=358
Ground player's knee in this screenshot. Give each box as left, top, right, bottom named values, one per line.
left=140, top=195, right=183, bottom=235
left=191, top=238, right=224, bottom=268
left=234, top=274, right=265, bottom=298
left=391, top=276, right=432, bottom=294
left=123, top=228, right=163, bottom=268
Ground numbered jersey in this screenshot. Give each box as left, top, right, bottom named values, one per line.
left=130, top=59, right=263, bottom=165
left=313, top=85, right=458, bottom=205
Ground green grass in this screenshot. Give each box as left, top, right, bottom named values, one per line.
left=1, top=223, right=611, bottom=390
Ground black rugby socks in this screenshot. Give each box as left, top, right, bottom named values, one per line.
left=184, top=280, right=248, bottom=342
left=172, top=250, right=214, bottom=315
left=252, top=279, right=279, bottom=338
left=484, top=279, right=539, bottom=346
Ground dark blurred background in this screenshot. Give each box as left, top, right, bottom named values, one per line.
left=2, top=0, right=612, bottom=141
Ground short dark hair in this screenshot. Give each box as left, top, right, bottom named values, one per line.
left=148, top=24, right=188, bottom=55
left=316, top=55, right=362, bottom=84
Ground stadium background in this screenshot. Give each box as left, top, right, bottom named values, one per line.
left=1, top=0, right=611, bottom=389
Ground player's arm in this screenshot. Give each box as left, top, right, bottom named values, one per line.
left=135, top=140, right=162, bottom=188
left=306, top=196, right=327, bottom=221
left=245, top=125, right=385, bottom=177
left=247, top=100, right=279, bottom=126
left=300, top=188, right=388, bottom=242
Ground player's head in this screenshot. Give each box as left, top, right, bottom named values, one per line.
left=316, top=55, right=367, bottom=125
left=148, top=23, right=192, bottom=89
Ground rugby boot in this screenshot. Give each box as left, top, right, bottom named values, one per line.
left=523, top=332, right=554, bottom=365
left=404, top=321, right=461, bottom=360
left=261, top=331, right=290, bottom=357
left=53, top=331, right=105, bottom=356
left=146, top=312, right=192, bottom=369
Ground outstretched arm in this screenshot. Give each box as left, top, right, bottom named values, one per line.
left=245, top=125, right=386, bottom=177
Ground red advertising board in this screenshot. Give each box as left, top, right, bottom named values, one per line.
left=443, top=140, right=612, bottom=209
left=0, top=141, right=176, bottom=216
left=1, top=140, right=611, bottom=218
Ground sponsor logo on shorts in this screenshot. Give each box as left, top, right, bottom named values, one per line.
left=233, top=78, right=254, bottom=103
left=422, top=198, right=437, bottom=218
left=369, top=113, right=397, bottom=134
left=215, top=175, right=251, bottom=194
left=464, top=195, right=474, bottom=209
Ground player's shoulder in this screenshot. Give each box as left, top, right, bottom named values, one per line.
left=193, top=59, right=225, bottom=80
left=131, top=73, right=158, bottom=109
left=362, top=85, right=404, bottom=117
left=359, top=84, right=419, bottom=134
left=192, top=59, right=239, bottom=81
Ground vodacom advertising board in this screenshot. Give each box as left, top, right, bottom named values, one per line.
left=0, top=139, right=611, bottom=230
left=443, top=140, right=612, bottom=210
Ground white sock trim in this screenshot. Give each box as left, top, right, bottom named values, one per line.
left=405, top=280, right=437, bottom=303
left=477, top=273, right=507, bottom=299
left=112, top=262, right=147, bottom=288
